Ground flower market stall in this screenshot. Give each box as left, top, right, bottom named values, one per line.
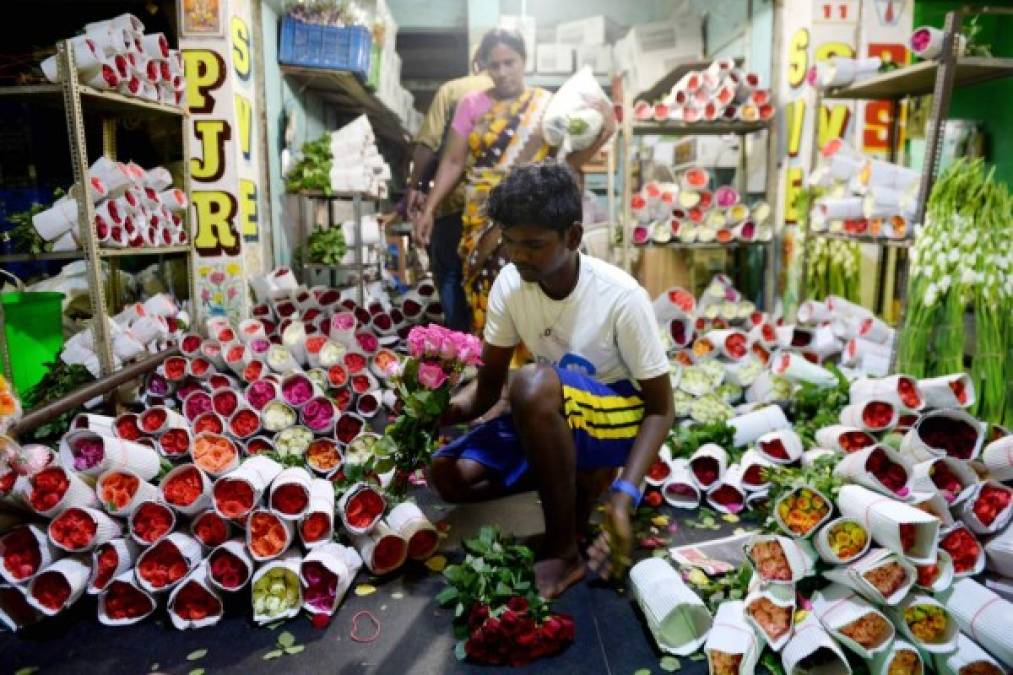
left=1, top=2, right=1013, bottom=675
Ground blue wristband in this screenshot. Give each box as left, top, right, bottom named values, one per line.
left=610, top=479, right=642, bottom=506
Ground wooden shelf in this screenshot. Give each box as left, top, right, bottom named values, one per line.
left=634, top=241, right=770, bottom=250
left=632, top=120, right=770, bottom=136
left=824, top=57, right=1013, bottom=100
left=299, top=191, right=381, bottom=201
left=0, top=83, right=185, bottom=117
left=0, top=245, right=192, bottom=264
left=812, top=231, right=912, bottom=248
left=280, top=65, right=408, bottom=143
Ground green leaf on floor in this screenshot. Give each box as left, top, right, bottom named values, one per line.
left=14, top=668, right=39, bottom=675
left=284, top=646, right=305, bottom=655
left=633, top=669, right=652, bottom=675
left=688, top=653, right=706, bottom=661
left=278, top=631, right=296, bottom=648
left=189, top=669, right=205, bottom=675
left=263, top=650, right=283, bottom=660
left=652, top=548, right=668, bottom=558
left=186, top=649, right=208, bottom=661
left=436, top=586, right=458, bottom=605
left=660, top=655, right=681, bottom=671
left=454, top=641, right=467, bottom=661
left=266, top=621, right=284, bottom=630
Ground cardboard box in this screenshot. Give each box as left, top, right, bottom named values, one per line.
left=499, top=15, right=537, bottom=73
left=576, top=45, right=612, bottom=75
left=555, top=15, right=623, bottom=46
left=536, top=43, right=575, bottom=74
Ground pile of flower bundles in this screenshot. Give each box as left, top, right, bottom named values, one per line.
left=0, top=277, right=449, bottom=634
left=646, top=359, right=1013, bottom=674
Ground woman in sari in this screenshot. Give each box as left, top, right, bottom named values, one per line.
left=414, top=28, right=615, bottom=334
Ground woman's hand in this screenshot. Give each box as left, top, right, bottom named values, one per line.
left=587, top=490, right=634, bottom=581
left=584, top=94, right=617, bottom=141
left=414, top=209, right=435, bottom=247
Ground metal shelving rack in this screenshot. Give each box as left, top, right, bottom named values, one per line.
left=298, top=191, right=383, bottom=306
left=619, top=88, right=778, bottom=309
left=797, top=6, right=1013, bottom=367
left=0, top=40, right=195, bottom=382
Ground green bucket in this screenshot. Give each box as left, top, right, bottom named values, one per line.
left=2, top=291, right=65, bottom=395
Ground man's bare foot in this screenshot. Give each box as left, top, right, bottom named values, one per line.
left=534, top=555, right=585, bottom=599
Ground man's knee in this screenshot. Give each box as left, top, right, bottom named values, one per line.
left=508, top=363, right=561, bottom=413
left=428, top=457, right=473, bottom=504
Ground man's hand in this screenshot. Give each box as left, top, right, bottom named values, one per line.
left=587, top=490, right=633, bottom=581
left=584, top=94, right=617, bottom=141
left=406, top=188, right=426, bottom=223
left=414, top=209, right=435, bottom=247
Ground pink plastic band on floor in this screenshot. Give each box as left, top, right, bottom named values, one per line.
left=350, top=610, right=381, bottom=643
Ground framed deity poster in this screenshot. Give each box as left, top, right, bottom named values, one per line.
left=180, top=0, right=225, bottom=37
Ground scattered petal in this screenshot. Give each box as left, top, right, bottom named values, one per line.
left=794, top=609, right=810, bottom=624
left=651, top=515, right=670, bottom=527
left=284, top=645, right=305, bottom=655
left=189, top=670, right=205, bottom=675
left=263, top=650, right=283, bottom=660
left=634, top=669, right=652, bottom=675
left=667, top=522, right=679, bottom=534
left=689, top=653, right=706, bottom=661
left=355, top=583, right=377, bottom=596
left=14, top=669, right=39, bottom=675
left=186, top=650, right=207, bottom=661
left=733, top=527, right=747, bottom=536
left=424, top=555, right=447, bottom=573
left=278, top=631, right=296, bottom=648
left=660, top=655, right=681, bottom=671
left=721, top=513, right=740, bottom=523
left=391, top=592, right=404, bottom=600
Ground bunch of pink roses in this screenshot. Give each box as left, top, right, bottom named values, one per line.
left=377, top=325, right=483, bottom=492
left=406, top=324, right=483, bottom=390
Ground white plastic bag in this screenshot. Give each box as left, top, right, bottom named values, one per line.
left=542, top=66, right=609, bottom=156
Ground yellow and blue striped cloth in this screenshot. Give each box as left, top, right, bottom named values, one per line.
left=435, top=367, right=644, bottom=487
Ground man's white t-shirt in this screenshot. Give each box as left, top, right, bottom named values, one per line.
left=483, top=254, right=669, bottom=385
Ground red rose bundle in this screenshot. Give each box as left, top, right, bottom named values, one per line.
left=161, top=465, right=210, bottom=513
left=168, top=571, right=223, bottom=629
left=100, top=575, right=156, bottom=624
left=939, top=527, right=982, bottom=576
left=464, top=598, right=575, bottom=666
left=1, top=525, right=48, bottom=582
left=192, top=510, right=230, bottom=547
left=208, top=541, right=252, bottom=591
left=213, top=477, right=256, bottom=519
left=129, top=500, right=176, bottom=544
left=339, top=483, right=386, bottom=534
left=136, top=534, right=200, bottom=591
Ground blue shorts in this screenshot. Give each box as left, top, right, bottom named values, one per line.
left=433, top=367, right=644, bottom=487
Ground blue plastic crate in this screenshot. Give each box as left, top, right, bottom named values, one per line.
left=279, top=17, right=372, bottom=80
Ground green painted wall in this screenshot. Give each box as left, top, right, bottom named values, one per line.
left=915, top=1, right=1013, bottom=183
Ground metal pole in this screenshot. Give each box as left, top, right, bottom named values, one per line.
left=621, top=74, right=633, bottom=273
left=763, top=119, right=777, bottom=312
left=59, top=41, right=114, bottom=377
left=353, top=192, right=365, bottom=305
left=796, top=88, right=824, bottom=310
left=891, top=8, right=963, bottom=371
left=326, top=196, right=335, bottom=288
left=9, top=348, right=179, bottom=438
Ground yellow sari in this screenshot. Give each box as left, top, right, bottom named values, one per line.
left=459, top=87, right=553, bottom=334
